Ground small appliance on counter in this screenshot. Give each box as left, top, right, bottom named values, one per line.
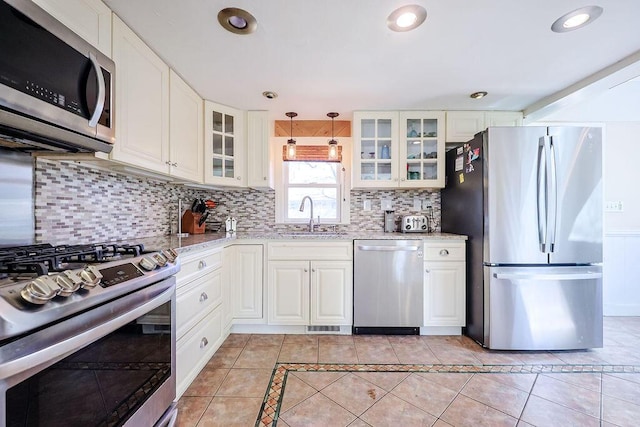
left=384, top=210, right=395, bottom=232
left=401, top=215, right=428, bottom=232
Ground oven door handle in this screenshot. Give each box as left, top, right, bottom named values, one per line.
left=0, top=279, right=175, bottom=384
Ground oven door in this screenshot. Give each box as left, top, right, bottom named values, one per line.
left=0, top=277, right=176, bottom=427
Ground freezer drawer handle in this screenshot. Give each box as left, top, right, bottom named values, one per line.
left=493, top=272, right=602, bottom=281
left=357, top=245, right=420, bottom=251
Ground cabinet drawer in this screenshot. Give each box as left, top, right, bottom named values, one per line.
left=176, top=305, right=223, bottom=398
left=423, top=241, right=465, bottom=261
left=176, top=247, right=222, bottom=286
left=268, top=242, right=352, bottom=260
left=176, top=269, right=222, bottom=339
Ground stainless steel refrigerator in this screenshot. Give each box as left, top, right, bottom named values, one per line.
left=442, top=126, right=603, bottom=350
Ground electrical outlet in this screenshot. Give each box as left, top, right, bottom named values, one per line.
left=413, top=197, right=422, bottom=210
left=423, top=201, right=432, bottom=211
left=380, top=198, right=393, bottom=211
left=363, top=199, right=371, bottom=211
left=605, top=201, right=624, bottom=212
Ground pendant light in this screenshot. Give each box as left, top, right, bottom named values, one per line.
left=285, top=112, right=297, bottom=160
left=327, top=112, right=339, bottom=160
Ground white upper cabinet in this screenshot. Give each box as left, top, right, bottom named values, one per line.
left=110, top=15, right=170, bottom=173
left=32, top=0, right=112, bottom=57
left=246, top=111, right=273, bottom=189
left=446, top=111, right=523, bottom=143
left=204, top=101, right=246, bottom=187
left=353, top=111, right=445, bottom=189
left=169, top=70, right=203, bottom=182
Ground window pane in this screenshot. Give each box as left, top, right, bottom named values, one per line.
left=225, top=136, right=234, bottom=156
left=288, top=188, right=338, bottom=220
left=225, top=159, right=234, bottom=178
left=225, top=114, right=234, bottom=134
left=212, top=134, right=222, bottom=155
left=212, top=158, right=222, bottom=177
left=212, top=111, right=222, bottom=132
left=288, top=162, right=338, bottom=185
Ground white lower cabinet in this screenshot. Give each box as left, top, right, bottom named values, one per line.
left=267, top=242, right=353, bottom=326
left=175, top=246, right=227, bottom=398
left=423, top=241, right=466, bottom=329
left=229, top=244, right=264, bottom=320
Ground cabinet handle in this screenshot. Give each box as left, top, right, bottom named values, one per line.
left=312, top=268, right=316, bottom=273
left=425, top=269, right=430, bottom=273
left=172, top=162, right=178, bottom=167
left=439, top=249, right=449, bottom=256
left=200, top=337, right=209, bottom=349
left=236, top=176, right=241, bottom=180
left=198, top=260, right=207, bottom=269
left=304, top=268, right=308, bottom=273
left=165, top=161, right=171, bottom=165
left=199, top=292, right=208, bottom=302
left=263, top=176, right=267, bottom=180
left=401, top=178, right=406, bottom=181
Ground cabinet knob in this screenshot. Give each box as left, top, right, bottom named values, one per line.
left=200, top=337, right=209, bottom=349
left=312, top=268, right=316, bottom=273
left=425, top=269, right=430, bottom=273
left=198, top=260, right=207, bottom=269
left=165, top=161, right=171, bottom=165
left=199, top=292, right=208, bottom=302
left=439, top=249, right=449, bottom=256
left=400, top=178, right=405, bottom=181
left=304, top=268, right=308, bottom=273
left=263, top=177, right=267, bottom=180
left=236, top=176, right=241, bottom=180
left=172, top=162, right=178, bottom=167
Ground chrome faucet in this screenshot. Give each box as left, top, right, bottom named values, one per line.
left=299, top=196, right=315, bottom=232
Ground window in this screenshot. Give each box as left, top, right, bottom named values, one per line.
left=284, top=162, right=341, bottom=222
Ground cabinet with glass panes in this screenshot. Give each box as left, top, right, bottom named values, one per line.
left=204, top=101, right=245, bottom=187
left=352, top=111, right=445, bottom=188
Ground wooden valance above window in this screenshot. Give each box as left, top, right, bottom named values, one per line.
left=282, top=145, right=343, bottom=162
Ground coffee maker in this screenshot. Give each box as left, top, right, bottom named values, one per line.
left=384, top=210, right=395, bottom=232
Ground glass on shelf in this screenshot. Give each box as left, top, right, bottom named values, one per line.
left=378, top=140, right=391, bottom=159
left=407, top=162, right=421, bottom=180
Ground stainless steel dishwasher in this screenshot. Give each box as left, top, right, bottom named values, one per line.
left=353, top=239, right=423, bottom=334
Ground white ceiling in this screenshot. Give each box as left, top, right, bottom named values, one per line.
left=103, top=0, right=640, bottom=122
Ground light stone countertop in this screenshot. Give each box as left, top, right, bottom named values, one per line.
left=134, top=231, right=467, bottom=255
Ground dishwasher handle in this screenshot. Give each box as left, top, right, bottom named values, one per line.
left=357, top=245, right=421, bottom=251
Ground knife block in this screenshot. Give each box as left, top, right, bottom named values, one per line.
left=181, top=210, right=205, bottom=234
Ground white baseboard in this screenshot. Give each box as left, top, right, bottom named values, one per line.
left=604, top=304, right=640, bottom=316
left=420, top=326, right=462, bottom=336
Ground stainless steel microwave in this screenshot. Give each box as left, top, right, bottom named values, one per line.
left=0, top=0, right=115, bottom=153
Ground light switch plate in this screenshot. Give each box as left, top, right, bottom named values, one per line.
left=413, top=197, right=422, bottom=210
left=363, top=199, right=371, bottom=211
left=605, top=201, right=624, bottom=212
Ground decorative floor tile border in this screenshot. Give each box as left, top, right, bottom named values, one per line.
left=255, top=363, right=640, bottom=427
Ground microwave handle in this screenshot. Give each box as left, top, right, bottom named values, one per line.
left=88, top=52, right=106, bottom=128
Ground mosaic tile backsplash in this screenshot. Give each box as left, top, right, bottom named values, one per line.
left=35, top=159, right=441, bottom=244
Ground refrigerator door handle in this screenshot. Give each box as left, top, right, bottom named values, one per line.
left=493, top=272, right=602, bottom=281
left=548, top=137, right=558, bottom=252
left=537, top=137, right=548, bottom=252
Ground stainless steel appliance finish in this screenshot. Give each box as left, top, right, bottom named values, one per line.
left=0, top=0, right=115, bottom=153
left=0, top=148, right=34, bottom=246
left=400, top=215, right=429, bottom=233
left=442, top=126, right=603, bottom=350
left=353, top=240, right=423, bottom=333
left=0, top=245, right=180, bottom=426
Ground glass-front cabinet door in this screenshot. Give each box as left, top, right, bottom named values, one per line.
left=399, top=111, right=445, bottom=188
left=204, top=101, right=245, bottom=187
left=352, top=112, right=399, bottom=188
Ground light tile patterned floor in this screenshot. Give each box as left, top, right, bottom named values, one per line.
left=176, top=317, right=640, bottom=427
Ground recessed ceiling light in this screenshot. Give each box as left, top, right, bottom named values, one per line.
left=218, top=7, right=257, bottom=35
left=470, top=91, right=488, bottom=99
left=387, top=5, right=427, bottom=32
left=551, top=6, right=603, bottom=33
left=262, top=91, right=278, bottom=99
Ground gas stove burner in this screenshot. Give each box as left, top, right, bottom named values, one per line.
left=0, top=242, right=151, bottom=276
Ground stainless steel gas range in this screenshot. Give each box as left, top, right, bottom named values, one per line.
left=0, top=242, right=180, bottom=427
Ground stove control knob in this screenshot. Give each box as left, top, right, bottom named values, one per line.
left=161, top=248, right=178, bottom=263
left=80, top=265, right=103, bottom=288
left=21, top=276, right=59, bottom=304
left=56, top=271, right=82, bottom=296
left=152, top=253, right=168, bottom=267
left=139, top=256, right=158, bottom=271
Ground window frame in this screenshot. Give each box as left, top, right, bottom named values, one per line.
left=274, top=137, right=351, bottom=225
